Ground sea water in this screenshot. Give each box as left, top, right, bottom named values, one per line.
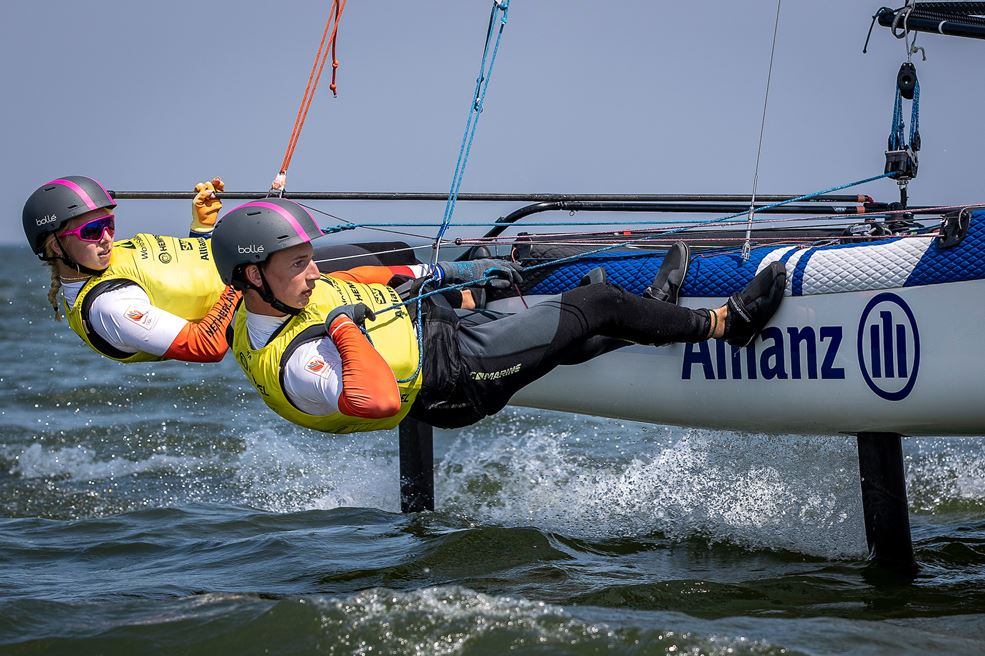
left=1, top=246, right=984, bottom=655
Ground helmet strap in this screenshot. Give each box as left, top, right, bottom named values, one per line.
left=48, top=234, right=104, bottom=278
left=254, top=266, right=302, bottom=316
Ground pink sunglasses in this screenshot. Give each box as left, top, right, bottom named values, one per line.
left=58, top=214, right=115, bottom=243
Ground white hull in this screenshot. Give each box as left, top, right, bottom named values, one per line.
left=496, top=280, right=985, bottom=436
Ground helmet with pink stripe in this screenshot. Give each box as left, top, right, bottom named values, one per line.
left=211, top=198, right=325, bottom=287
left=23, top=176, right=117, bottom=256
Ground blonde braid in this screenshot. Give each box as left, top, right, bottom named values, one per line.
left=42, top=235, right=63, bottom=321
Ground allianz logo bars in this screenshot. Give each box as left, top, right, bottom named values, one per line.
left=857, top=293, right=920, bottom=401
left=681, top=293, right=920, bottom=401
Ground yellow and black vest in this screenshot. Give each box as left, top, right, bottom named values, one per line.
left=233, top=276, right=423, bottom=434
left=65, top=233, right=225, bottom=362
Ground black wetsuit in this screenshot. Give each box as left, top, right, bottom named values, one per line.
left=408, top=283, right=709, bottom=429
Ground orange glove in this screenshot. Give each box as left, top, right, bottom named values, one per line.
left=190, top=177, right=225, bottom=234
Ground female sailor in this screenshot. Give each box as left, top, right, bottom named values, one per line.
left=210, top=198, right=787, bottom=432
left=22, top=175, right=240, bottom=363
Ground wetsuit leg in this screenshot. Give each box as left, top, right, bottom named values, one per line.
left=454, top=283, right=709, bottom=418
left=456, top=304, right=627, bottom=365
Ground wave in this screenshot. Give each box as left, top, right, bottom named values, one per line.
left=5, top=410, right=985, bottom=560
left=438, top=424, right=868, bottom=557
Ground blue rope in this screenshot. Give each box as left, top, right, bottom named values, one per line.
left=389, top=0, right=510, bottom=384
left=910, top=80, right=920, bottom=147
left=433, top=0, right=510, bottom=262
left=889, top=87, right=903, bottom=151
left=888, top=79, right=919, bottom=153
left=322, top=223, right=358, bottom=234
left=394, top=276, right=436, bottom=384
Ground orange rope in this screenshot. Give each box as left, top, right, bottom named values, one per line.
left=278, top=0, right=346, bottom=183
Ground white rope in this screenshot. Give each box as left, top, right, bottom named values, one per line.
left=741, top=0, right=783, bottom=261
left=891, top=1, right=927, bottom=60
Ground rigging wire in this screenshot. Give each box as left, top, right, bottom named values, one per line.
left=359, top=171, right=899, bottom=320
left=273, top=0, right=347, bottom=193
left=432, top=0, right=510, bottom=265
left=304, top=195, right=977, bottom=269
left=297, top=201, right=446, bottom=243
left=300, top=179, right=985, bottom=269
left=383, top=0, right=511, bottom=383
left=313, top=242, right=444, bottom=266
left=742, top=0, right=783, bottom=261
left=262, top=1, right=966, bottom=312
left=306, top=174, right=952, bottom=248
left=464, top=173, right=897, bottom=269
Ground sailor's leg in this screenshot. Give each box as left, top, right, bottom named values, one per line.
left=455, top=302, right=630, bottom=364
left=454, top=283, right=710, bottom=416
left=554, top=335, right=629, bottom=365
left=552, top=283, right=710, bottom=345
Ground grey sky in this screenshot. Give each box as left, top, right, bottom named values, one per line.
left=3, top=1, right=984, bottom=246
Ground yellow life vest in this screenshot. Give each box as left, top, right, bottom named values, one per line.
left=233, top=276, right=422, bottom=434
left=65, top=233, right=225, bottom=362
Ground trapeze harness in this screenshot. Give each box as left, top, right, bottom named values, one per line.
left=233, top=275, right=423, bottom=434
left=64, top=233, right=230, bottom=363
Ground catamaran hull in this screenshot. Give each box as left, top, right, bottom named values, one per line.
left=504, top=281, right=985, bottom=436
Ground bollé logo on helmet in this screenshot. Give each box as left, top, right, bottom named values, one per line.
left=36, top=214, right=58, bottom=226
left=237, top=245, right=265, bottom=254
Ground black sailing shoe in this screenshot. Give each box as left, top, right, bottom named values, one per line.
left=464, top=245, right=492, bottom=260
left=723, top=261, right=787, bottom=347
left=644, top=241, right=690, bottom=305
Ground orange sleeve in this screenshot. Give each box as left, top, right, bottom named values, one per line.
left=163, top=285, right=241, bottom=363
left=329, top=316, right=402, bottom=418
left=328, top=265, right=417, bottom=286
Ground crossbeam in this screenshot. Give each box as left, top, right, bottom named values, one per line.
left=108, top=191, right=873, bottom=203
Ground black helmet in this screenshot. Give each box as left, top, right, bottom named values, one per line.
left=212, top=198, right=325, bottom=286
left=23, top=176, right=116, bottom=257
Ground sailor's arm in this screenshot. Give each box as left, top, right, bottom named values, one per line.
left=325, top=307, right=401, bottom=418
left=280, top=317, right=401, bottom=419
left=327, top=264, right=435, bottom=286
left=327, top=264, right=478, bottom=309
left=161, top=285, right=241, bottom=361
left=87, top=284, right=240, bottom=363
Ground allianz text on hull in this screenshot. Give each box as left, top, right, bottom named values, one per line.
left=511, top=281, right=983, bottom=436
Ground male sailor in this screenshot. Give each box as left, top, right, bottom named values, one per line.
left=210, top=198, right=787, bottom=432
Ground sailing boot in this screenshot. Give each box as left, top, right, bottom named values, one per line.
left=464, top=245, right=492, bottom=260
left=579, top=267, right=608, bottom=286
left=644, top=241, right=690, bottom=305
left=722, top=261, right=787, bottom=347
